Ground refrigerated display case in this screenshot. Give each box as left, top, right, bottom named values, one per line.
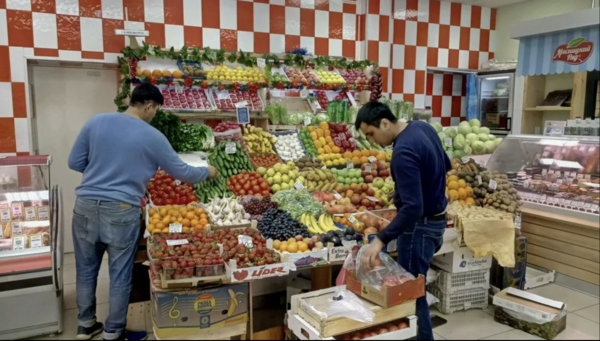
left=0, top=155, right=63, bottom=339
left=478, top=70, right=515, bottom=135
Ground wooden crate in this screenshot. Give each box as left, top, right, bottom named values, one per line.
left=290, top=286, right=416, bottom=338
left=153, top=321, right=247, bottom=340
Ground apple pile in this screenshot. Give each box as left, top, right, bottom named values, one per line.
left=333, top=184, right=385, bottom=211
left=359, top=160, right=391, bottom=183
left=337, top=319, right=410, bottom=340
left=302, top=69, right=320, bottom=84
left=284, top=67, right=309, bottom=86
left=314, top=91, right=329, bottom=110
left=329, top=123, right=357, bottom=152
left=161, top=87, right=212, bottom=111
left=211, top=89, right=263, bottom=111
left=338, top=69, right=369, bottom=86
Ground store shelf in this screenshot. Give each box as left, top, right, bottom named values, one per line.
left=169, top=111, right=268, bottom=120
left=524, top=107, right=571, bottom=111
left=268, top=125, right=303, bottom=131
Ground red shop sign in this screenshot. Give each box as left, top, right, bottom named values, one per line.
left=553, top=37, right=594, bottom=65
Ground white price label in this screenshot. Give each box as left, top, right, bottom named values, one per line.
left=11, top=221, right=23, bottom=235
left=174, top=180, right=182, bottom=186
left=304, top=117, right=311, bottom=126
left=577, top=174, right=584, bottom=179
left=584, top=203, right=592, bottom=209
left=368, top=156, right=377, bottom=163
left=557, top=198, right=565, bottom=205
left=294, top=181, right=305, bottom=190
left=0, top=208, right=10, bottom=222
left=332, top=191, right=342, bottom=200
left=348, top=215, right=358, bottom=223
left=575, top=201, right=585, bottom=208
left=12, top=236, right=25, bottom=250
left=479, top=160, right=486, bottom=167
left=542, top=169, right=548, bottom=176
left=365, top=164, right=372, bottom=173
left=366, top=196, right=379, bottom=202
left=594, top=205, right=600, bottom=212
left=166, top=239, right=189, bottom=246
left=570, top=171, right=577, bottom=177
left=461, top=156, right=470, bottom=164
left=30, top=234, right=43, bottom=248
left=225, top=142, right=236, bottom=154
left=11, top=204, right=22, bottom=217
left=257, top=58, right=266, bottom=68
left=169, top=223, right=183, bottom=233
left=444, top=137, right=453, bottom=148
left=25, top=207, right=37, bottom=221
left=489, top=179, right=497, bottom=190
left=238, top=235, right=254, bottom=248
left=477, top=175, right=482, bottom=186
left=37, top=206, right=49, bottom=221
left=347, top=161, right=354, bottom=169
left=514, top=213, right=522, bottom=229
left=556, top=179, right=563, bottom=185
left=564, top=200, right=572, bottom=207
left=322, top=166, right=327, bottom=169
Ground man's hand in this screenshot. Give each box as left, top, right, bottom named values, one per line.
left=360, top=237, right=385, bottom=270
left=208, top=166, right=218, bottom=179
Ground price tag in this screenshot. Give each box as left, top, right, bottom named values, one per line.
left=0, top=208, right=10, bottom=222
left=12, top=236, right=25, bottom=250
left=542, top=169, right=548, bottom=176
left=25, top=207, right=37, bottom=221
left=584, top=202, right=593, bottom=210
left=30, top=235, right=43, bottom=248
left=577, top=174, right=584, bottom=179
left=226, top=142, right=236, bottom=154
left=365, top=164, right=372, bottom=173
left=31, top=200, right=43, bottom=207
left=594, top=205, right=600, bottom=212
left=444, top=137, right=453, bottom=148
left=11, top=203, right=22, bottom=218
left=566, top=177, right=574, bottom=184
left=238, top=235, right=254, bottom=248
left=557, top=198, right=565, bottom=205
left=257, top=58, right=266, bottom=68
left=347, top=161, right=354, bottom=169
left=564, top=200, right=572, bottom=207
left=174, top=180, right=182, bottom=186
left=556, top=179, right=563, bottom=185
left=477, top=175, right=482, bottom=186
left=236, top=106, right=250, bottom=124
left=37, top=206, right=49, bottom=221
left=402, top=114, right=408, bottom=121
left=366, top=196, right=379, bottom=202
left=322, top=166, right=327, bottom=170
left=169, top=223, right=183, bottom=233
left=570, top=171, right=577, bottom=177
left=489, top=179, right=497, bottom=190
left=11, top=221, right=23, bottom=235
left=575, top=201, right=585, bottom=208
left=479, top=160, right=486, bottom=167
left=304, top=117, right=311, bottom=126
left=294, top=181, right=305, bottom=190
left=461, top=156, right=470, bottom=164
left=368, top=156, right=377, bottom=163
left=332, top=191, right=342, bottom=200
left=348, top=215, right=357, bottom=223
left=166, top=239, right=189, bottom=246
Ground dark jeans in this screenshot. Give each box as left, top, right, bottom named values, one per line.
left=397, top=219, right=446, bottom=341
left=72, top=198, right=141, bottom=339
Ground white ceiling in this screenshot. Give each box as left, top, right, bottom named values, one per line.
left=439, top=0, right=530, bottom=8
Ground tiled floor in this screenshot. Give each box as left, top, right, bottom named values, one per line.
left=36, top=255, right=600, bottom=340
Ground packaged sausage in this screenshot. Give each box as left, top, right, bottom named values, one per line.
left=25, top=206, right=37, bottom=221
left=37, top=206, right=50, bottom=221
left=0, top=208, right=10, bottom=223
left=11, top=202, right=24, bottom=219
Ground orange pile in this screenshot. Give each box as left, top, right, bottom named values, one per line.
left=273, top=238, right=312, bottom=254
left=146, top=205, right=209, bottom=234
left=342, top=149, right=387, bottom=165
left=446, top=175, right=475, bottom=205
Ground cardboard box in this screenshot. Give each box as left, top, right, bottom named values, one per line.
left=493, top=288, right=565, bottom=323
left=491, top=236, right=528, bottom=290
left=286, top=248, right=328, bottom=267
left=346, top=271, right=425, bottom=308
left=225, top=257, right=290, bottom=283
left=431, top=246, right=492, bottom=274
left=494, top=307, right=566, bottom=340
left=151, top=283, right=249, bottom=339
left=286, top=276, right=312, bottom=310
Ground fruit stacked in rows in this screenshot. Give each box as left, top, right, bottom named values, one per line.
left=329, top=122, right=357, bottom=153
left=299, top=127, right=318, bottom=157
left=273, top=235, right=324, bottom=254
left=314, top=91, right=329, bottom=110
left=258, top=208, right=309, bottom=243
left=208, top=141, right=253, bottom=178
left=342, top=150, right=385, bottom=165
left=446, top=174, right=475, bottom=206
left=206, top=65, right=265, bottom=82
left=301, top=213, right=340, bottom=235
left=315, top=70, right=345, bottom=84
left=317, top=153, right=347, bottom=167
left=297, top=167, right=338, bottom=192
left=302, top=70, right=320, bottom=84
left=238, top=196, right=278, bottom=221
left=161, top=87, right=212, bottom=111
left=180, top=62, right=203, bottom=78
left=359, top=160, right=391, bottom=183
left=193, top=176, right=232, bottom=203
left=338, top=69, right=369, bottom=86
left=284, top=67, right=309, bottom=86
left=139, top=68, right=183, bottom=79
left=258, top=161, right=300, bottom=193
left=226, top=170, right=271, bottom=197
left=249, top=154, right=281, bottom=169
left=211, top=90, right=263, bottom=111
left=310, top=122, right=340, bottom=155
left=243, top=124, right=276, bottom=154
left=331, top=168, right=364, bottom=185
left=294, top=156, right=325, bottom=171
left=147, top=169, right=197, bottom=206
left=334, top=183, right=385, bottom=211
left=146, top=205, right=209, bottom=234
left=273, top=132, right=307, bottom=161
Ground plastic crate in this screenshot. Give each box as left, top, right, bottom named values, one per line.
left=431, top=268, right=490, bottom=294
left=429, top=287, right=488, bottom=315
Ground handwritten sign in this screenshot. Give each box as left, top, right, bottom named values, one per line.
left=226, top=142, right=236, bottom=154
left=169, top=223, right=183, bottom=233
left=166, top=239, right=189, bottom=246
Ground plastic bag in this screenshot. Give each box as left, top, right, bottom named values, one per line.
left=355, top=247, right=415, bottom=288
left=213, top=127, right=246, bottom=150
left=326, top=287, right=375, bottom=324
left=335, top=247, right=360, bottom=286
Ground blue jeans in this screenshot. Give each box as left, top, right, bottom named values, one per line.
left=72, top=198, right=141, bottom=340
left=397, top=219, right=446, bottom=341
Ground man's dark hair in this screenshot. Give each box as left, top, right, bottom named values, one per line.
left=355, top=101, right=398, bottom=130
left=130, top=83, right=164, bottom=107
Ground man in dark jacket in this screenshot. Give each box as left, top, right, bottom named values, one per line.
left=355, top=102, right=450, bottom=340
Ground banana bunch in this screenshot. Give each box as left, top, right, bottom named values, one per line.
left=301, top=213, right=337, bottom=234
left=243, top=124, right=276, bottom=154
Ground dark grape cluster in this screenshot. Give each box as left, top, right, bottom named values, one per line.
left=241, top=196, right=278, bottom=216
left=258, top=208, right=309, bottom=241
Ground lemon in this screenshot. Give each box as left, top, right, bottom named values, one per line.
left=219, top=76, right=225, bottom=80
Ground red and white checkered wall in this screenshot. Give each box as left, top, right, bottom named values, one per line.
left=0, top=0, right=496, bottom=154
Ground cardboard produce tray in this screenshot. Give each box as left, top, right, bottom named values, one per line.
left=290, top=286, right=416, bottom=338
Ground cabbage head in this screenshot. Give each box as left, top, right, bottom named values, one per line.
left=453, top=149, right=466, bottom=158
left=471, top=126, right=481, bottom=134
left=466, top=133, right=479, bottom=146
left=446, top=150, right=454, bottom=161
left=313, top=113, right=328, bottom=124
left=472, top=141, right=486, bottom=154
left=477, top=133, right=489, bottom=142
left=453, top=134, right=466, bottom=150
left=445, top=127, right=458, bottom=139
left=484, top=140, right=496, bottom=154
left=458, top=121, right=472, bottom=135
left=431, top=121, right=444, bottom=133
left=480, top=127, right=491, bottom=135
left=494, top=138, right=503, bottom=147
left=469, top=119, right=481, bottom=128
left=438, top=132, right=447, bottom=144
left=464, top=145, right=473, bottom=155
left=488, top=134, right=496, bottom=141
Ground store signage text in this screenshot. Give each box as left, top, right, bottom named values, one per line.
left=553, top=38, right=594, bottom=65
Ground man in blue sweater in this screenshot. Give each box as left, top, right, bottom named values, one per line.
left=355, top=102, right=450, bottom=340
left=68, top=83, right=217, bottom=341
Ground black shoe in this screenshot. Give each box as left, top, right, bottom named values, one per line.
left=76, top=322, right=104, bottom=340
left=103, top=331, right=148, bottom=341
